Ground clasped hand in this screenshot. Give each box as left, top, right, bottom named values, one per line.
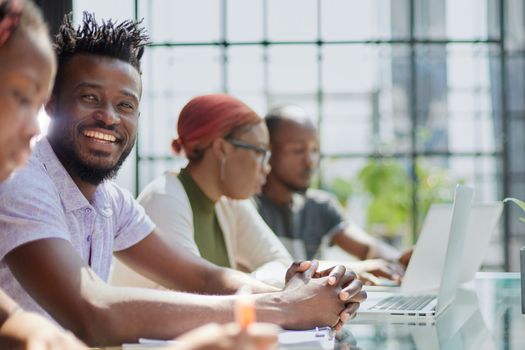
left=283, top=260, right=367, bottom=330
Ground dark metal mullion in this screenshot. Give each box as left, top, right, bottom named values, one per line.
left=147, top=38, right=501, bottom=48
left=409, top=0, right=418, bottom=244
left=221, top=0, right=228, bottom=93
left=474, top=48, right=483, bottom=193
left=499, top=0, right=510, bottom=272
left=316, top=0, right=324, bottom=189
left=138, top=150, right=503, bottom=162
left=263, top=0, right=270, bottom=108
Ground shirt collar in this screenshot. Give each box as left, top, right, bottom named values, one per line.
left=36, top=137, right=113, bottom=217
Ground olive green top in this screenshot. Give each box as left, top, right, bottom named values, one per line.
left=178, top=168, right=230, bottom=268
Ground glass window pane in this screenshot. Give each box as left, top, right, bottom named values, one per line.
left=227, top=0, right=263, bottom=41
left=267, top=0, right=317, bottom=41
left=227, top=46, right=264, bottom=93
left=506, top=0, right=525, bottom=51
left=415, top=44, right=501, bottom=153
left=321, top=0, right=409, bottom=40
left=231, top=94, right=267, bottom=118
left=322, top=45, right=411, bottom=154
left=144, top=47, right=222, bottom=95
left=509, top=117, right=525, bottom=174
left=268, top=45, right=318, bottom=93
left=138, top=94, right=186, bottom=157
left=74, top=0, right=134, bottom=22
left=320, top=97, right=373, bottom=154
left=139, top=0, right=221, bottom=42
left=418, top=156, right=499, bottom=200
left=140, top=47, right=223, bottom=157
left=322, top=45, right=379, bottom=93
left=415, top=0, right=499, bottom=39
left=509, top=181, right=525, bottom=236
left=447, top=113, right=498, bottom=153
left=506, top=55, right=525, bottom=113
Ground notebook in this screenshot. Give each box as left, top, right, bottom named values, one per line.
left=357, top=184, right=473, bottom=318
left=122, top=327, right=334, bottom=350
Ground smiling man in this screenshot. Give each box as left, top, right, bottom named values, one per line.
left=0, top=13, right=365, bottom=347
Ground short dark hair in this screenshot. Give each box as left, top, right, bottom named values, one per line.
left=53, top=12, right=149, bottom=94
left=265, top=105, right=315, bottom=143
left=264, top=113, right=283, bottom=143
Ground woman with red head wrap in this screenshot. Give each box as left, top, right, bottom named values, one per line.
left=172, top=94, right=269, bottom=199
left=112, top=94, right=294, bottom=289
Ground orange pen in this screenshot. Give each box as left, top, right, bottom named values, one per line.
left=235, top=286, right=255, bottom=329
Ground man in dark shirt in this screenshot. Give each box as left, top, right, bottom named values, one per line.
left=254, top=105, right=412, bottom=284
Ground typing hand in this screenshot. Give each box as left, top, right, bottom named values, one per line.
left=349, top=259, right=405, bottom=285
left=398, top=249, right=413, bottom=269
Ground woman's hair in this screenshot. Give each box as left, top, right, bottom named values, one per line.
left=173, top=94, right=262, bottom=161
left=0, top=0, right=47, bottom=49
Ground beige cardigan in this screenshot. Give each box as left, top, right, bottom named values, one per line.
left=110, top=171, right=293, bottom=288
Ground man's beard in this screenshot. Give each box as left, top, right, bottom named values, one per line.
left=62, top=144, right=134, bottom=185
left=275, top=172, right=310, bottom=194
left=53, top=128, right=135, bottom=185
left=285, top=182, right=308, bottom=194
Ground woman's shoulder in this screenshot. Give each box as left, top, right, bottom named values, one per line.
left=138, top=171, right=187, bottom=202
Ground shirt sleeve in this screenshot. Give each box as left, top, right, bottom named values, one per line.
left=313, top=191, right=349, bottom=241
left=137, top=177, right=200, bottom=257
left=0, top=164, right=70, bottom=261
left=112, top=184, right=156, bottom=251
left=223, top=199, right=293, bottom=287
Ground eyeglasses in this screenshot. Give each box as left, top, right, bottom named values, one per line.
left=226, top=138, right=272, bottom=168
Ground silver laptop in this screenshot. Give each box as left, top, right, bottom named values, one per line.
left=401, top=201, right=503, bottom=293
left=358, top=184, right=473, bottom=318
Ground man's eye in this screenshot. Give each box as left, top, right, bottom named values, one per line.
left=81, top=94, right=98, bottom=103
left=119, top=102, right=135, bottom=112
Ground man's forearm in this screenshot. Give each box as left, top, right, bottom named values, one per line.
left=78, top=285, right=237, bottom=346
left=210, top=267, right=280, bottom=294
left=78, top=285, right=286, bottom=347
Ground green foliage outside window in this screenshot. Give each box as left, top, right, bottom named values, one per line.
left=325, top=159, right=457, bottom=240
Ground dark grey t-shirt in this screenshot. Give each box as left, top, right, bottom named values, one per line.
left=253, top=189, right=347, bottom=260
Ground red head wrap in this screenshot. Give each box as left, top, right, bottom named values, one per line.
left=0, top=0, right=24, bottom=48
left=173, top=94, right=261, bottom=160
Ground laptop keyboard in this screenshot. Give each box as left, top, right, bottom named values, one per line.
left=370, top=295, right=435, bottom=311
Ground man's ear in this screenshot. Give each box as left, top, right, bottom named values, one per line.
left=45, top=94, right=56, bottom=118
